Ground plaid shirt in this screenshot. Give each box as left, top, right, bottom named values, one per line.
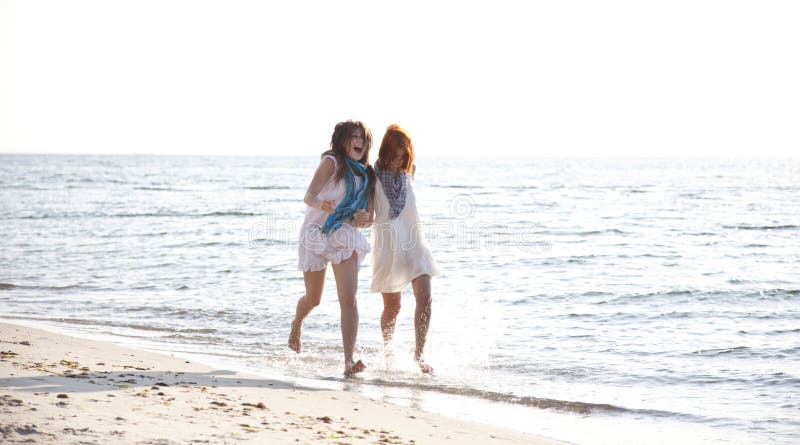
left=376, top=165, right=407, bottom=219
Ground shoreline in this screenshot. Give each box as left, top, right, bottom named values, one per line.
left=0, top=322, right=569, bottom=444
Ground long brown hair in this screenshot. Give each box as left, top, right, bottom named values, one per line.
left=322, top=120, right=375, bottom=193
left=376, top=124, right=415, bottom=173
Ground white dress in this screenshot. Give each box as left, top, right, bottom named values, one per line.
left=297, top=155, right=370, bottom=272
left=371, top=172, right=440, bottom=293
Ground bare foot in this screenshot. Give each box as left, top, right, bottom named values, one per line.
left=288, top=319, right=302, bottom=353
left=416, top=359, right=434, bottom=375
left=383, top=348, right=395, bottom=370
left=344, top=359, right=366, bottom=377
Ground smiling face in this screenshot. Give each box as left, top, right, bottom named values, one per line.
left=345, top=128, right=366, bottom=161
left=328, top=120, right=373, bottom=182
left=387, top=145, right=408, bottom=172
left=377, top=124, right=415, bottom=174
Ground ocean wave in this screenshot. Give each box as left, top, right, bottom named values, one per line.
left=428, top=184, right=479, bottom=189
left=200, top=211, right=259, bottom=217
left=776, top=347, right=800, bottom=357
left=557, top=254, right=614, bottom=265
left=554, top=288, right=798, bottom=306
left=133, top=186, right=189, bottom=191
left=684, top=231, right=719, bottom=236
left=546, top=228, right=628, bottom=237
left=723, top=224, right=799, bottom=231
left=0, top=314, right=217, bottom=335
left=499, top=185, right=538, bottom=191
left=691, top=346, right=751, bottom=356
left=581, top=291, right=615, bottom=297
left=0, top=283, right=92, bottom=291
left=8, top=211, right=263, bottom=220
left=162, top=241, right=241, bottom=249
left=162, top=333, right=230, bottom=342
left=766, top=328, right=800, bottom=335
left=651, top=311, right=693, bottom=319
left=244, top=186, right=292, bottom=190
left=348, top=378, right=715, bottom=421
left=761, top=288, right=800, bottom=296
left=121, top=306, right=237, bottom=321
left=621, top=289, right=693, bottom=299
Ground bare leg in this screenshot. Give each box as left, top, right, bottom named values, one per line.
left=332, top=252, right=365, bottom=376
left=411, top=274, right=433, bottom=374
left=288, top=269, right=326, bottom=353
left=381, top=292, right=402, bottom=366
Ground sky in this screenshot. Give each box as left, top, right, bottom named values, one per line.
left=3, top=1, right=799, bottom=157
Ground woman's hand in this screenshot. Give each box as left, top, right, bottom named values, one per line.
left=320, top=199, right=335, bottom=213
left=352, top=209, right=370, bottom=227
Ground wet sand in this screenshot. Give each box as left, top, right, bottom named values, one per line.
left=0, top=322, right=568, bottom=444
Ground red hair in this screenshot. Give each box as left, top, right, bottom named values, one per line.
left=377, top=124, right=415, bottom=173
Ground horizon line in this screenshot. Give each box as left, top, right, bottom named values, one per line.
left=1, top=151, right=797, bottom=160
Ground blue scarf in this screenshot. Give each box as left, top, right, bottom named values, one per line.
left=321, top=158, right=370, bottom=234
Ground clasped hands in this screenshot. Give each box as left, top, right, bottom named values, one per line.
left=352, top=209, right=370, bottom=227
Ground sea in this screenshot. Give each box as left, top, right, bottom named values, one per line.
left=1, top=154, right=798, bottom=445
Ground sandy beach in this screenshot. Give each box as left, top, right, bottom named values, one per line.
left=0, top=322, right=567, bottom=444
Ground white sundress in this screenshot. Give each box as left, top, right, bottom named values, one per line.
left=297, top=155, right=370, bottom=272
left=371, top=171, right=440, bottom=293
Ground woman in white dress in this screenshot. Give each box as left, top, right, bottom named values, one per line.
left=289, top=120, right=374, bottom=376
left=371, top=124, right=440, bottom=374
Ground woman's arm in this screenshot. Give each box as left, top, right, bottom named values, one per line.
left=366, top=194, right=374, bottom=224
left=304, top=157, right=336, bottom=213
left=365, top=194, right=375, bottom=226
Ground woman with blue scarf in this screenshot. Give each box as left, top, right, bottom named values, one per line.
left=290, top=120, right=375, bottom=376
